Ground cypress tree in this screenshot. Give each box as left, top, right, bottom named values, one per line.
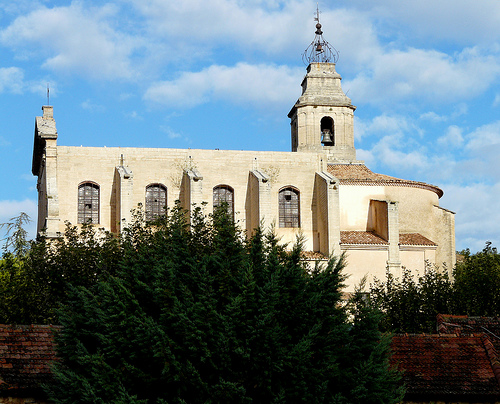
left=47, top=205, right=403, bottom=403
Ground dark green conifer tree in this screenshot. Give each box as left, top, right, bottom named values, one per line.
left=46, top=204, right=402, bottom=403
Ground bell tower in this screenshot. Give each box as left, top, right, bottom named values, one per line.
left=288, top=8, right=357, bottom=162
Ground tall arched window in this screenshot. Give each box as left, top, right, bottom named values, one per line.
left=145, top=184, right=167, bottom=221
left=279, top=187, right=300, bottom=228
left=320, top=116, right=334, bottom=146
left=213, top=185, right=234, bottom=218
left=78, top=182, right=100, bottom=224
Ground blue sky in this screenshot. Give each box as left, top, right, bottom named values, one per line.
left=1, top=0, right=499, bottom=253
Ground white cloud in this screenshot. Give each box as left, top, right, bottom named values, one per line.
left=126, top=111, right=142, bottom=120
left=451, top=103, right=468, bottom=119
left=438, top=125, right=464, bottom=147
left=161, top=126, right=182, bottom=140
left=355, top=113, right=422, bottom=143
left=81, top=99, right=106, bottom=112
left=354, top=113, right=431, bottom=174
left=355, top=148, right=374, bottom=166
left=20, top=173, right=34, bottom=181
left=420, top=111, right=447, bottom=123
left=0, top=3, right=140, bottom=79
left=0, top=199, right=37, bottom=242
left=144, top=62, right=302, bottom=109
left=374, top=140, right=428, bottom=171
left=126, top=0, right=311, bottom=56
left=345, top=46, right=500, bottom=106
left=465, top=121, right=500, bottom=151
left=359, top=115, right=500, bottom=186
left=358, top=0, right=500, bottom=45
left=0, top=67, right=24, bottom=93
left=367, top=114, right=411, bottom=135
left=160, top=125, right=190, bottom=144
left=353, top=116, right=367, bottom=141
left=449, top=121, right=500, bottom=183
left=441, top=182, right=500, bottom=252
left=0, top=199, right=37, bottom=219
left=418, top=104, right=467, bottom=123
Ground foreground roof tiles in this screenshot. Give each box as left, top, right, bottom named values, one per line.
left=391, top=333, right=500, bottom=402
left=327, top=163, right=444, bottom=198
left=0, top=324, right=59, bottom=397
left=1, top=321, right=499, bottom=402
left=437, top=314, right=500, bottom=351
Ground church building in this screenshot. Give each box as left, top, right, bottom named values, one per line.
left=31, top=16, right=455, bottom=290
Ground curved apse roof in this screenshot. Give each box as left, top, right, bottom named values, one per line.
left=327, top=164, right=443, bottom=198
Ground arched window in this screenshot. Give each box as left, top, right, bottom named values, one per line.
left=78, top=182, right=99, bottom=224
left=145, top=184, right=167, bottom=221
left=320, top=116, right=334, bottom=146
left=279, top=187, right=300, bottom=228
left=213, top=185, right=234, bottom=217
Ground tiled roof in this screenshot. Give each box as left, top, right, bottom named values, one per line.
left=340, top=231, right=436, bottom=246
left=399, top=233, right=437, bottom=246
left=327, top=164, right=444, bottom=198
left=437, top=314, right=500, bottom=351
left=391, top=334, right=500, bottom=401
left=0, top=325, right=59, bottom=397
left=340, top=231, right=388, bottom=245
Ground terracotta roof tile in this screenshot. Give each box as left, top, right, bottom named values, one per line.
left=399, top=233, right=437, bottom=246
left=437, top=315, right=500, bottom=352
left=0, top=324, right=59, bottom=397
left=327, top=163, right=444, bottom=198
left=340, top=231, right=436, bottom=246
left=340, top=231, right=388, bottom=245
left=391, top=334, right=500, bottom=401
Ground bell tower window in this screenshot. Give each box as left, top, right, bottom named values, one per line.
left=321, top=116, right=334, bottom=146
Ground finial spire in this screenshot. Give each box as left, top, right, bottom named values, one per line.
left=302, top=5, right=339, bottom=65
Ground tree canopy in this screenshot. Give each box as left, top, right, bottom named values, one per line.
left=0, top=217, right=121, bottom=324
left=43, top=205, right=403, bottom=403
left=370, top=242, right=500, bottom=333
left=453, top=242, right=500, bottom=316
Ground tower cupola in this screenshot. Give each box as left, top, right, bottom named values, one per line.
left=288, top=8, right=357, bottom=162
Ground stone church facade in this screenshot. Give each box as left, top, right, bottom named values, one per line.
left=31, top=60, right=455, bottom=291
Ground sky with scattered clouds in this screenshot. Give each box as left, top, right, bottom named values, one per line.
left=1, top=0, right=499, bottom=254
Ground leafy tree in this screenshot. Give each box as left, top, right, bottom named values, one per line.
left=0, top=213, right=41, bottom=324
left=453, top=241, right=500, bottom=316
left=0, top=215, right=121, bottom=324
left=370, top=265, right=454, bottom=333
left=344, top=280, right=405, bottom=402
left=24, top=222, right=122, bottom=323
left=0, top=252, right=42, bottom=324
left=47, top=205, right=403, bottom=403
left=371, top=242, right=500, bottom=332
left=0, top=212, right=31, bottom=257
